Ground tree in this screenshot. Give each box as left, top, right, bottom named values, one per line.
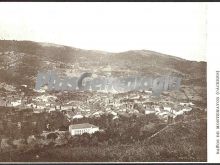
left=47, top=133, right=58, bottom=140
left=80, top=133, right=90, bottom=146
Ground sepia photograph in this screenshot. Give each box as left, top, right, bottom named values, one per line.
left=0, top=2, right=207, bottom=163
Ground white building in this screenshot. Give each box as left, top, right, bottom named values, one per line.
left=72, top=114, right=84, bottom=119
left=163, top=106, right=172, bottom=112
left=180, top=102, right=194, bottom=106
left=11, top=100, right=21, bottom=107
left=145, top=108, right=155, bottom=115
left=69, top=123, right=99, bottom=136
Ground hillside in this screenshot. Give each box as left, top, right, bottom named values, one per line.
left=0, top=40, right=206, bottom=89
left=0, top=119, right=206, bottom=162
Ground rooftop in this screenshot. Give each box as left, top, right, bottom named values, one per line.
left=69, top=123, right=98, bottom=129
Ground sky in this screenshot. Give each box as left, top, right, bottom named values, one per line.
left=0, top=2, right=207, bottom=61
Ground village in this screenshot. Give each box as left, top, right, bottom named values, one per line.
left=0, top=45, right=207, bottom=161
left=0, top=78, right=206, bottom=153
left=0, top=82, right=200, bottom=123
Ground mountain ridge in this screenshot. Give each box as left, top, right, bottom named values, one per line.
left=0, top=40, right=206, bottom=62
left=0, top=40, right=206, bottom=89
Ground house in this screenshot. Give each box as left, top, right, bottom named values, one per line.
left=154, top=106, right=161, bottom=112
left=110, top=111, right=117, bottom=116
left=144, top=90, right=152, bottom=94
left=72, top=114, right=84, bottom=119
left=163, top=106, right=172, bottom=112
left=113, top=115, right=119, bottom=120
left=158, top=111, right=169, bottom=117
left=145, top=108, right=155, bottom=115
left=180, top=102, right=194, bottom=106
left=69, top=123, right=99, bottom=136
left=182, top=107, right=193, bottom=113
left=11, top=100, right=22, bottom=107
left=84, top=113, right=91, bottom=118
left=92, top=111, right=101, bottom=118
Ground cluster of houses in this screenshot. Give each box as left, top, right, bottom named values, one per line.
left=0, top=84, right=196, bottom=126
left=144, top=103, right=193, bottom=120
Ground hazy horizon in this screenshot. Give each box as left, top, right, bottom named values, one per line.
left=0, top=2, right=207, bottom=62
